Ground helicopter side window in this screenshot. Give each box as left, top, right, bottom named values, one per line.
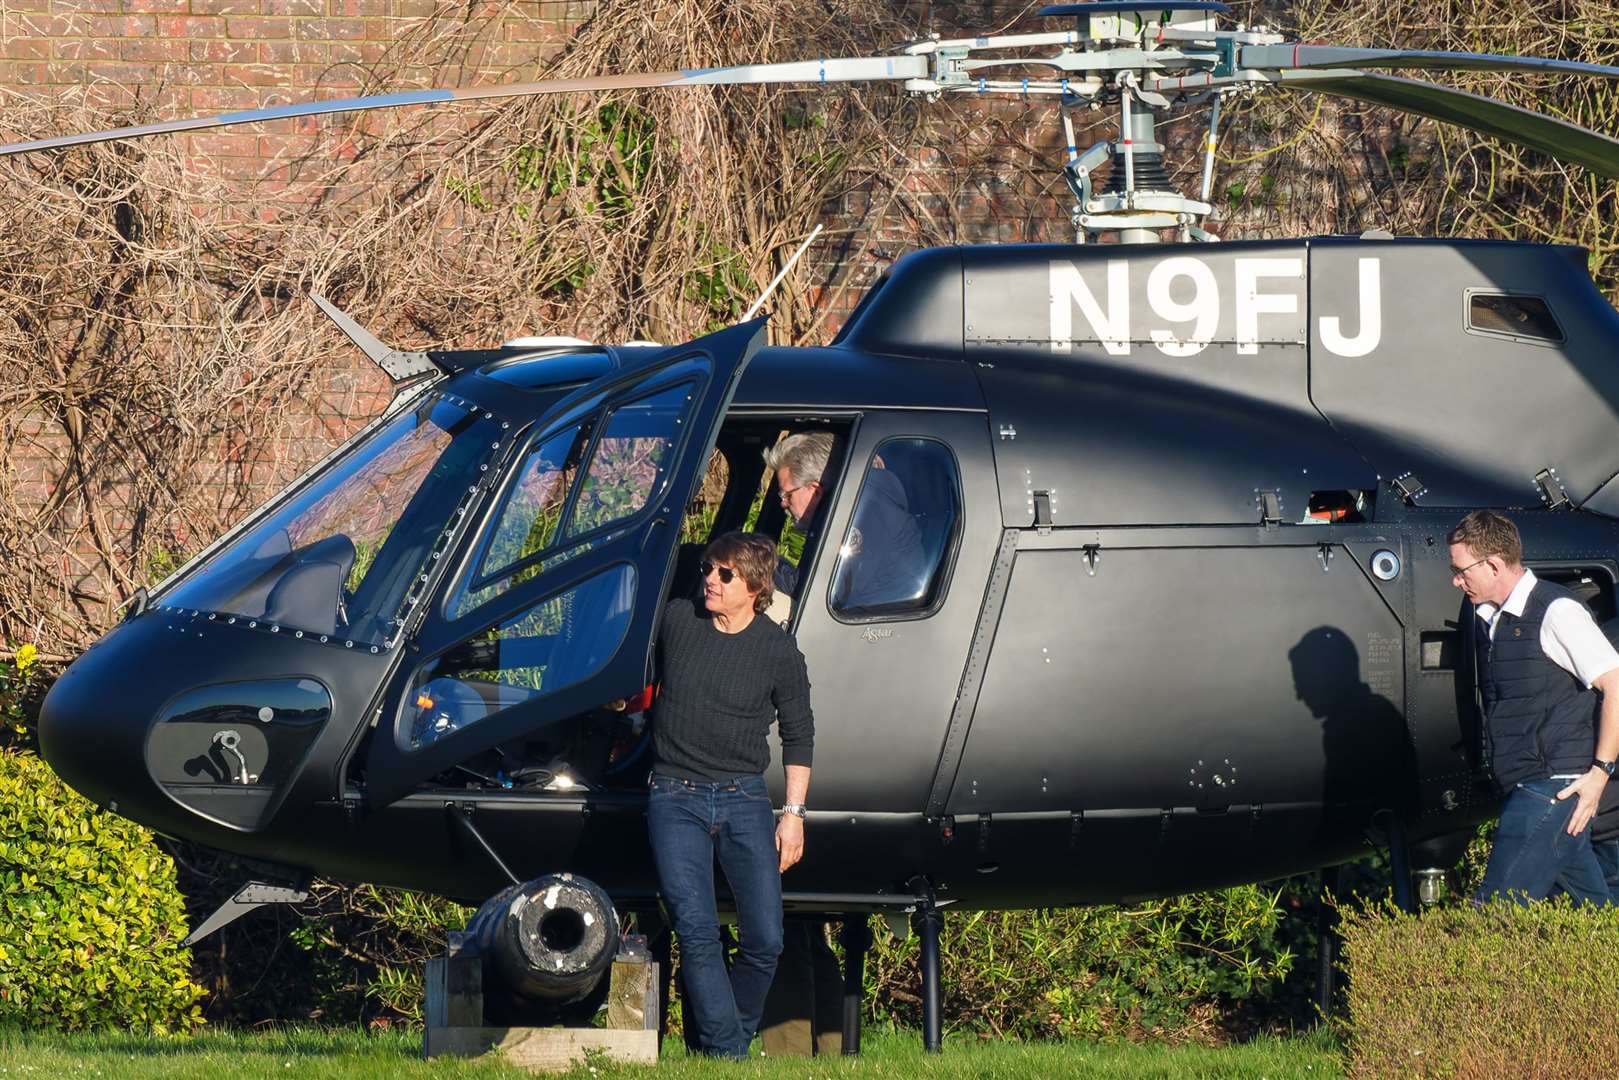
left=563, top=382, right=692, bottom=540
left=446, top=382, right=695, bottom=620
left=1467, top=291, right=1564, bottom=344
left=406, top=563, right=637, bottom=751
left=446, top=421, right=595, bottom=618
left=484, top=423, right=589, bottom=577
left=828, top=438, right=961, bottom=621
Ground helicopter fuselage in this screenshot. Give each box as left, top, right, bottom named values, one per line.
left=40, top=236, right=1619, bottom=912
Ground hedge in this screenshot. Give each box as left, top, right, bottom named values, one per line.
left=865, top=886, right=1296, bottom=1042
left=1341, top=900, right=1619, bottom=1078
left=0, top=747, right=205, bottom=1032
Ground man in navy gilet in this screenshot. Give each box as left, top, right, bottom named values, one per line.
left=1450, top=510, right=1619, bottom=904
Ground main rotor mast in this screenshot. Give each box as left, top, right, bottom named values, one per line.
left=897, top=2, right=1281, bottom=244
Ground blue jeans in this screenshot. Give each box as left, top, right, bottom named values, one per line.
left=648, top=773, right=784, bottom=1058
left=1477, top=778, right=1611, bottom=905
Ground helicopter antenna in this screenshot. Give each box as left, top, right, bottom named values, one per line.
left=743, top=223, right=824, bottom=321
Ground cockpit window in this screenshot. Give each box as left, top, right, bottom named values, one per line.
left=445, top=419, right=600, bottom=620
left=161, top=395, right=500, bottom=646
left=828, top=438, right=961, bottom=620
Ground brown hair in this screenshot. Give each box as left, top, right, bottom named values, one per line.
left=702, top=531, right=777, bottom=613
left=1447, top=510, right=1522, bottom=566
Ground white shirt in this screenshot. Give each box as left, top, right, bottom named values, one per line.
left=1475, top=568, right=1619, bottom=689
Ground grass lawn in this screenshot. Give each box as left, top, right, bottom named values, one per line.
left=0, top=1025, right=1344, bottom=1079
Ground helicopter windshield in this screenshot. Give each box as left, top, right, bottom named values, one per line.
left=161, top=394, right=500, bottom=646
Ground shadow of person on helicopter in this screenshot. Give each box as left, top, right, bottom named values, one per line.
left=1289, top=626, right=1419, bottom=839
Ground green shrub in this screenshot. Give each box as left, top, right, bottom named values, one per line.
left=0, top=748, right=205, bottom=1032
left=0, top=646, right=41, bottom=744
left=1341, top=900, right=1619, bottom=1078
left=285, top=883, right=472, bottom=1026
left=865, top=886, right=1295, bottom=1043
left=173, top=845, right=477, bottom=1028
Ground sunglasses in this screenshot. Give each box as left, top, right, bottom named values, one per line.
left=699, top=560, right=738, bottom=584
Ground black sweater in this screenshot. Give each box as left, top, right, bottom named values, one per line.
left=650, top=598, right=814, bottom=783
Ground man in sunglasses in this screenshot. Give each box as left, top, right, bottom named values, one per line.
left=648, top=531, right=814, bottom=1058
left=1450, top=510, right=1619, bottom=904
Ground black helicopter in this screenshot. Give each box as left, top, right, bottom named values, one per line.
left=14, top=0, right=1619, bottom=1050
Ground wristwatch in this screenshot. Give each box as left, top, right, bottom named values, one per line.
left=1594, top=758, right=1617, bottom=778
left=780, top=803, right=807, bottom=818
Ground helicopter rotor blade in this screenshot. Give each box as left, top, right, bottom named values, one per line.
left=1275, top=71, right=1619, bottom=178
left=1243, top=44, right=1619, bottom=81
left=0, top=55, right=928, bottom=159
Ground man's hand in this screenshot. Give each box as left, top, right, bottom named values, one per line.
left=1557, top=767, right=1609, bottom=835
left=775, top=813, right=804, bottom=872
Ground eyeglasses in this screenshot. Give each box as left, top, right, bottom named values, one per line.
left=699, top=560, right=737, bottom=585
left=1450, top=556, right=1490, bottom=579
left=777, top=482, right=814, bottom=504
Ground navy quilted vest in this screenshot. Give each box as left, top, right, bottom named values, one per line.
left=1475, top=578, right=1597, bottom=789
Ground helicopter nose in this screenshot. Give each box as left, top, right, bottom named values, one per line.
left=40, top=607, right=349, bottom=837
left=37, top=623, right=160, bottom=814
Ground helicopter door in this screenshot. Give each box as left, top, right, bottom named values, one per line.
left=361, top=320, right=765, bottom=807
left=783, top=410, right=1002, bottom=812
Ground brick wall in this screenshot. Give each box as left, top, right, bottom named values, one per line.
left=0, top=0, right=584, bottom=111
left=0, top=0, right=599, bottom=210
